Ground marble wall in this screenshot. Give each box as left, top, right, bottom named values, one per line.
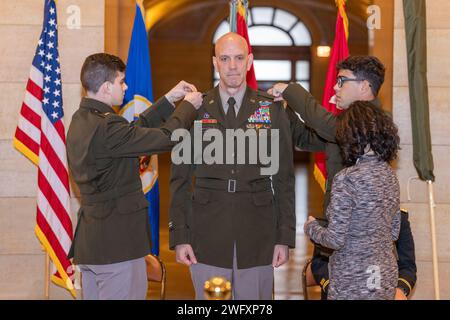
left=393, top=0, right=450, bottom=299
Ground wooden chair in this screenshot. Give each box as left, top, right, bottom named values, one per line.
left=302, top=258, right=313, bottom=300
left=145, top=254, right=166, bottom=300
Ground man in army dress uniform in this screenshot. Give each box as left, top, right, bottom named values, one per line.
left=67, top=53, right=203, bottom=299
left=270, top=55, right=417, bottom=299
left=169, top=33, right=296, bottom=300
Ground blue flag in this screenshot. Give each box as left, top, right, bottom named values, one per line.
left=120, top=2, right=160, bottom=256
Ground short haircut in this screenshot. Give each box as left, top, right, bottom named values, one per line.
left=337, top=55, right=385, bottom=96
left=80, top=53, right=126, bottom=93
left=336, top=101, right=400, bottom=166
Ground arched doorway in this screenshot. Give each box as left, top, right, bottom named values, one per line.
left=212, top=6, right=312, bottom=92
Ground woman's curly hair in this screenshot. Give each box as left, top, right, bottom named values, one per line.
left=336, top=101, right=400, bottom=166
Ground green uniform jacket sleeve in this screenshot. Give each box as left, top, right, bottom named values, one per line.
left=104, top=100, right=197, bottom=158
left=285, top=105, right=326, bottom=152
left=272, top=102, right=296, bottom=248
left=283, top=83, right=337, bottom=143
left=136, top=96, right=175, bottom=128
left=169, top=135, right=194, bottom=249
left=396, top=210, right=417, bottom=296
left=168, top=164, right=193, bottom=249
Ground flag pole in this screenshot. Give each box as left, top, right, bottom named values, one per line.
left=229, top=0, right=237, bottom=32
left=427, top=181, right=440, bottom=300
left=44, top=253, right=50, bottom=299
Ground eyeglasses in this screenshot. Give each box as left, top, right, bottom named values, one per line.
left=336, top=76, right=365, bottom=88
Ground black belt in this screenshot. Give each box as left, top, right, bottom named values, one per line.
left=195, top=177, right=272, bottom=193
left=80, top=181, right=142, bottom=205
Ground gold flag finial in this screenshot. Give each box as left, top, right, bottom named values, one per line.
left=335, top=0, right=349, bottom=40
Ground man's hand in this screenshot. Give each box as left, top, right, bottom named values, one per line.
left=303, top=215, right=316, bottom=233
left=175, top=244, right=198, bottom=266
left=267, top=83, right=289, bottom=102
left=183, top=92, right=203, bottom=110
left=394, top=288, right=408, bottom=300
left=165, top=80, right=198, bottom=105
left=272, top=244, right=289, bottom=268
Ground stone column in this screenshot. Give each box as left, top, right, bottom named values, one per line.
left=369, top=0, right=394, bottom=112
left=393, top=0, right=450, bottom=299
left=105, top=0, right=136, bottom=62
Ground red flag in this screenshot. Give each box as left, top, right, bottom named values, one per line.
left=314, top=0, right=350, bottom=191
left=231, top=0, right=257, bottom=90
left=13, top=0, right=75, bottom=296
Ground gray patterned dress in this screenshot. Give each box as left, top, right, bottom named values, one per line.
left=305, top=154, right=401, bottom=300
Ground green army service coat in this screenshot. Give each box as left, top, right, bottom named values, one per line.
left=169, top=86, right=296, bottom=269
left=67, top=96, right=196, bottom=265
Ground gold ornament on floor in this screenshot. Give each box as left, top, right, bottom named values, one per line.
left=204, top=276, right=232, bottom=300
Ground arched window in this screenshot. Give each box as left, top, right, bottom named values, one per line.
left=213, top=7, right=312, bottom=91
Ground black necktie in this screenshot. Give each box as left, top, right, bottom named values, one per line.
left=226, top=97, right=236, bottom=127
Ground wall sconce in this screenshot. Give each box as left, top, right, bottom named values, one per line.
left=317, top=46, right=331, bottom=57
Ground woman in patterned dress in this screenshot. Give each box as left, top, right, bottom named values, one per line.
left=304, top=101, right=401, bottom=300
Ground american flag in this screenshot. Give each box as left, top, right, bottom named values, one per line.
left=13, top=0, right=75, bottom=296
